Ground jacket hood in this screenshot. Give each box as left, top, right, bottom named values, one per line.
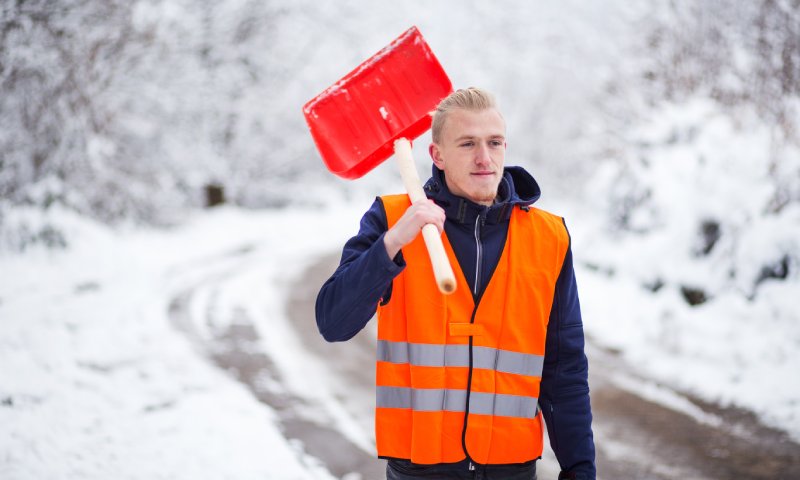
left=423, top=165, right=541, bottom=226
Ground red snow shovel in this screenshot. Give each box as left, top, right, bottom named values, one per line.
left=303, top=26, right=456, bottom=294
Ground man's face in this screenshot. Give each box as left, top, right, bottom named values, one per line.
left=429, top=108, right=506, bottom=206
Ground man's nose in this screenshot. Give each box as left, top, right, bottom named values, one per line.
left=475, top=143, right=492, bottom=165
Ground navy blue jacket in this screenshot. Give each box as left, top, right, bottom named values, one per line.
left=316, top=165, right=596, bottom=479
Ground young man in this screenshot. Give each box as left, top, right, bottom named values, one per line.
left=316, top=88, right=596, bottom=480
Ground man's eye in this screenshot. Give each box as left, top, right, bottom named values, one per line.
left=460, top=142, right=474, bottom=148
left=490, top=140, right=504, bottom=147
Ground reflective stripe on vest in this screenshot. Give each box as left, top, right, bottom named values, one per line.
left=377, top=340, right=545, bottom=379
left=376, top=386, right=539, bottom=418
left=375, top=193, right=569, bottom=466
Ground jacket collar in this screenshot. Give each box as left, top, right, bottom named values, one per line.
left=423, top=165, right=542, bottom=226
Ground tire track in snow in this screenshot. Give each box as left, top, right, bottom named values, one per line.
left=589, top=341, right=800, bottom=479
left=167, top=246, right=384, bottom=480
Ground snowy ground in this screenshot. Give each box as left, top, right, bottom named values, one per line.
left=1, top=188, right=798, bottom=478
left=0, top=202, right=368, bottom=479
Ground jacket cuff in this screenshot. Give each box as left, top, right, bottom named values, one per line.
left=559, top=468, right=594, bottom=480
left=377, top=232, right=406, bottom=271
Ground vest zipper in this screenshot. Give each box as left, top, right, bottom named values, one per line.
left=460, top=305, right=478, bottom=467
left=473, top=213, right=484, bottom=297
left=462, top=212, right=486, bottom=465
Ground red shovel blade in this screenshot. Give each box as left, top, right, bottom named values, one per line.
left=303, top=26, right=452, bottom=179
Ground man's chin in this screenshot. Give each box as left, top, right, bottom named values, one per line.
left=468, top=191, right=498, bottom=206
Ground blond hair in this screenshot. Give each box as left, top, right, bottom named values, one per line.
left=431, top=87, right=500, bottom=144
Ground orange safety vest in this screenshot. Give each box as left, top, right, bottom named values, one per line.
left=376, top=194, right=570, bottom=465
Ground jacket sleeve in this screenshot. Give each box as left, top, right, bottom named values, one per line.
left=539, top=225, right=596, bottom=480
left=315, top=197, right=405, bottom=342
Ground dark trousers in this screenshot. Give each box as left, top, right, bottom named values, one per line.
left=386, top=458, right=538, bottom=480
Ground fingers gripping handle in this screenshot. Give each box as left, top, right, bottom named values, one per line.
left=394, top=138, right=457, bottom=294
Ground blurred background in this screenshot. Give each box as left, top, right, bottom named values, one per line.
left=3, top=0, right=797, bottom=224
left=1, top=1, right=799, bottom=479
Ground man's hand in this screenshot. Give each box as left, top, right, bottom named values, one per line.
left=383, top=200, right=445, bottom=259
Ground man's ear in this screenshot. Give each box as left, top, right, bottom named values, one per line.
left=429, top=143, right=444, bottom=169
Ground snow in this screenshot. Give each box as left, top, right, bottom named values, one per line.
left=2, top=0, right=799, bottom=477
left=0, top=204, right=368, bottom=479
left=570, top=97, right=800, bottom=440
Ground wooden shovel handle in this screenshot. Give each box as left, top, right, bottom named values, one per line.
left=394, top=138, right=457, bottom=294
